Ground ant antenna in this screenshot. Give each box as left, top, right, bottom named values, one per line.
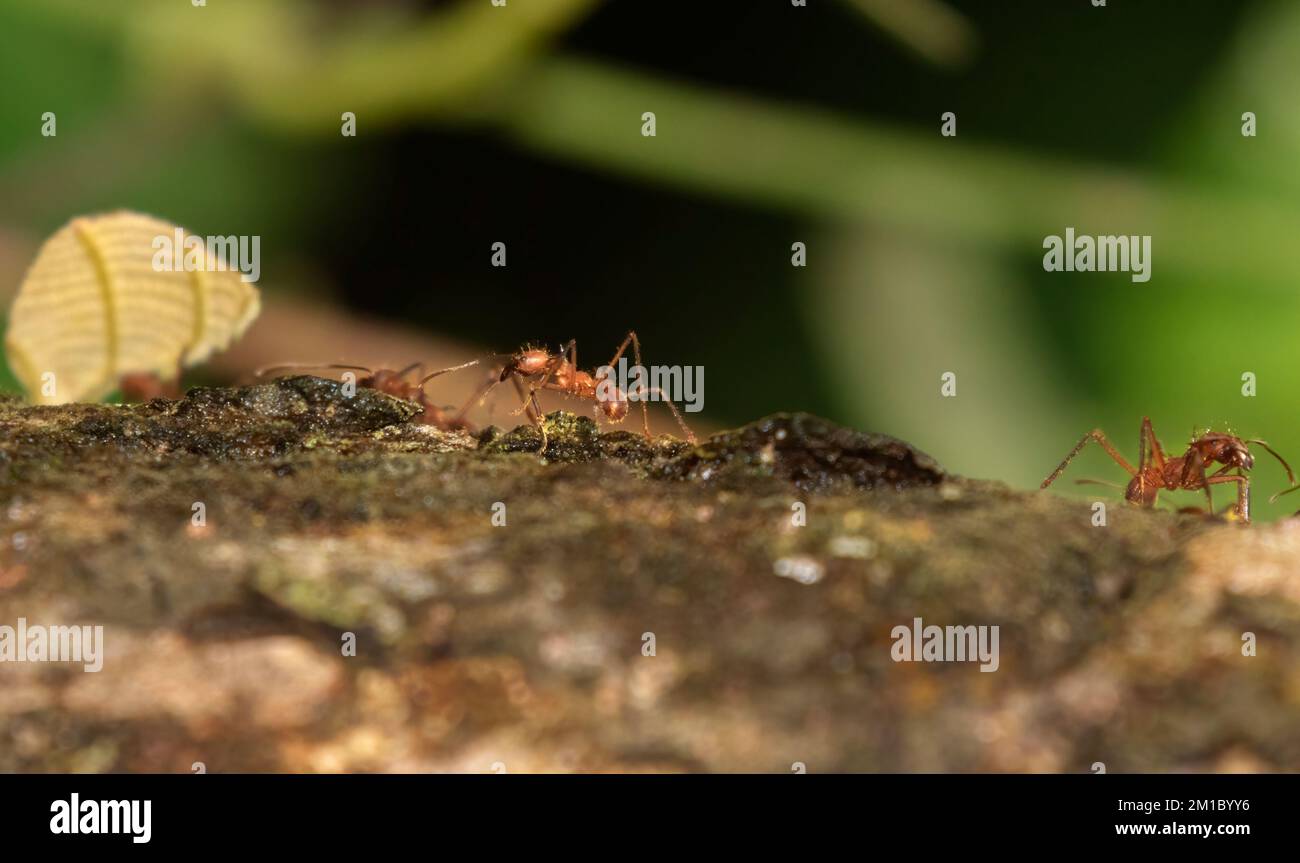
left=1073, top=478, right=1126, bottom=491
left=417, top=359, right=480, bottom=389
left=255, top=362, right=373, bottom=378
left=1249, top=439, right=1299, bottom=501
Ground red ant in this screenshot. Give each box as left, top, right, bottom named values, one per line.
left=1041, top=417, right=1297, bottom=523
left=120, top=370, right=182, bottom=403
left=118, top=358, right=188, bottom=402
left=255, top=360, right=480, bottom=431
left=467, top=330, right=697, bottom=453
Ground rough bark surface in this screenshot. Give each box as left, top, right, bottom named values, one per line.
left=0, top=377, right=1295, bottom=773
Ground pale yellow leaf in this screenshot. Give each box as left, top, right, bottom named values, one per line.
left=5, top=211, right=261, bottom=404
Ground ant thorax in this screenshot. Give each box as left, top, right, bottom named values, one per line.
left=513, top=350, right=552, bottom=377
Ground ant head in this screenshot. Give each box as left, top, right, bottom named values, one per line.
left=503, top=348, right=552, bottom=380
left=363, top=369, right=407, bottom=397
left=1226, top=439, right=1254, bottom=471
left=1198, top=434, right=1254, bottom=470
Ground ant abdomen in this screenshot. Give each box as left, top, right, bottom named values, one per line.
left=600, top=397, right=629, bottom=422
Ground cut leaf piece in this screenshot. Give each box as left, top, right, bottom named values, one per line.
left=4, top=211, right=261, bottom=404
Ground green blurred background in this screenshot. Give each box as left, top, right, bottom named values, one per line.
left=2, top=0, right=1299, bottom=516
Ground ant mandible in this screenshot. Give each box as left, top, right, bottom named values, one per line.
left=255, top=359, right=480, bottom=431
left=468, top=330, right=697, bottom=453
left=1041, top=417, right=1297, bottom=523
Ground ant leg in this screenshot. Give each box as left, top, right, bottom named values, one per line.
left=1207, top=474, right=1249, bottom=522
left=1080, top=475, right=1180, bottom=512
left=1140, top=417, right=1167, bottom=468
left=1081, top=478, right=1185, bottom=512
left=444, top=352, right=534, bottom=426
left=1181, top=448, right=1215, bottom=514
left=508, top=384, right=541, bottom=417
left=533, top=342, right=575, bottom=401
left=565, top=339, right=577, bottom=375
left=509, top=375, right=548, bottom=453
left=1136, top=417, right=1170, bottom=503
left=639, top=386, right=698, bottom=444
left=606, top=331, right=635, bottom=367
left=505, top=350, right=571, bottom=420
left=630, top=332, right=652, bottom=441
left=603, top=330, right=652, bottom=440
left=506, top=374, right=542, bottom=420
left=1041, top=429, right=1137, bottom=489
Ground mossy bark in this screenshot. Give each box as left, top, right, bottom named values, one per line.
left=0, top=377, right=1295, bottom=773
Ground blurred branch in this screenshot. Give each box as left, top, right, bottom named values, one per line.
left=11, top=0, right=600, bottom=129
left=14, top=0, right=1300, bottom=289
left=839, top=0, right=977, bottom=67
left=495, top=57, right=1300, bottom=288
